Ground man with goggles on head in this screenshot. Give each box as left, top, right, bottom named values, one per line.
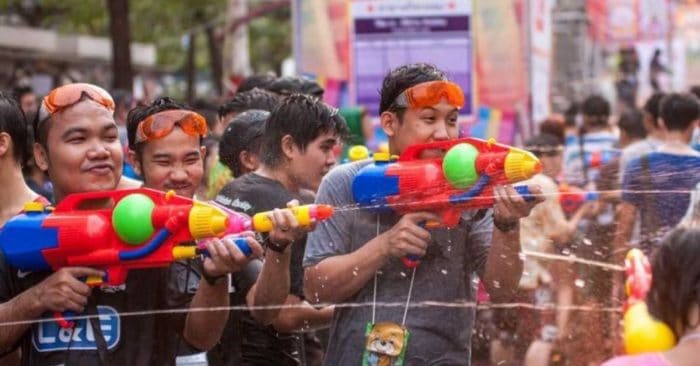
left=0, top=84, right=257, bottom=366
left=303, top=64, right=544, bottom=365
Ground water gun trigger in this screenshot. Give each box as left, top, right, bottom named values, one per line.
left=85, top=275, right=104, bottom=286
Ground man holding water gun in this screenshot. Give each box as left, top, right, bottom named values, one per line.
left=211, top=94, right=347, bottom=365
left=303, top=63, right=544, bottom=365
left=0, top=84, right=257, bottom=365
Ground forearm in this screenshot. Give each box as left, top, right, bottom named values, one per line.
left=0, top=290, right=45, bottom=351
left=249, top=250, right=291, bottom=325
left=304, top=235, right=389, bottom=304
left=482, top=227, right=523, bottom=302
left=613, top=203, right=636, bottom=261
left=183, top=278, right=230, bottom=351
left=272, top=296, right=334, bottom=333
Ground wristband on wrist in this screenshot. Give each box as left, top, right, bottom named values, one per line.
left=265, top=237, right=291, bottom=253
left=202, top=271, right=227, bottom=286
left=494, top=218, right=519, bottom=232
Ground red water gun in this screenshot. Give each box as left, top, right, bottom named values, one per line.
left=623, top=249, right=675, bottom=354
left=559, top=183, right=599, bottom=215
left=352, top=138, right=541, bottom=267
left=0, top=188, right=334, bottom=327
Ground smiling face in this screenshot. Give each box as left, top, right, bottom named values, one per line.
left=382, top=98, right=459, bottom=158
left=131, top=127, right=205, bottom=198
left=34, top=100, right=123, bottom=202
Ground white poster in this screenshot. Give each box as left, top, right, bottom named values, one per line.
left=529, top=0, right=553, bottom=124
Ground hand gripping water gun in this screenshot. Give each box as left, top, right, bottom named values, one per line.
left=0, top=188, right=334, bottom=326
left=559, top=183, right=599, bottom=215
left=208, top=200, right=334, bottom=236
left=623, top=248, right=676, bottom=354
left=351, top=138, right=541, bottom=267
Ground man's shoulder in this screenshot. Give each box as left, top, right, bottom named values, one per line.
left=326, top=160, right=371, bottom=181
left=220, top=173, right=302, bottom=215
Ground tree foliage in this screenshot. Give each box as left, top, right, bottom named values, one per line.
left=1, top=0, right=291, bottom=73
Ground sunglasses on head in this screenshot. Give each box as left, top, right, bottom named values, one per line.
left=392, top=80, right=465, bottom=110
left=135, top=109, right=208, bottom=143
left=37, top=83, right=115, bottom=128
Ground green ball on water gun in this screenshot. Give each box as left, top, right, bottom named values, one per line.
left=442, top=143, right=480, bottom=189
left=112, top=193, right=156, bottom=245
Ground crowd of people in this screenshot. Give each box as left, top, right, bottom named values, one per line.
left=0, top=62, right=699, bottom=366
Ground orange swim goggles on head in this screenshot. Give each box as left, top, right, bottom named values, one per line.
left=135, top=109, right=208, bottom=143
left=37, top=83, right=115, bottom=123
left=393, top=80, right=465, bottom=109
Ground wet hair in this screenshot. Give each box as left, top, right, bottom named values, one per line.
left=643, top=92, right=666, bottom=128
left=659, top=93, right=700, bottom=132
left=217, top=88, right=281, bottom=120
left=260, top=94, right=348, bottom=168
left=126, top=97, right=192, bottom=157
left=581, top=95, right=611, bottom=128
left=266, top=76, right=325, bottom=98
left=237, top=73, right=277, bottom=94
left=380, top=63, right=447, bottom=118
left=524, top=133, right=562, bottom=156
left=0, top=91, right=29, bottom=165
left=219, top=109, right=268, bottom=177
left=647, top=228, right=700, bottom=338
left=618, top=109, right=647, bottom=140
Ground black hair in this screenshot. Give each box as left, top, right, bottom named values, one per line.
left=647, top=228, right=700, bottom=338
left=564, top=101, right=580, bottom=128
left=643, top=92, right=666, bottom=128
left=217, top=88, right=281, bottom=120
left=266, top=76, right=324, bottom=98
left=659, top=93, right=700, bottom=132
left=260, top=94, right=348, bottom=168
left=524, top=133, right=562, bottom=156
left=219, top=109, right=268, bottom=177
left=379, top=63, right=447, bottom=116
left=126, top=97, right=191, bottom=157
left=12, top=85, right=34, bottom=102
left=237, top=73, right=277, bottom=94
left=0, top=91, right=29, bottom=165
left=689, top=85, right=700, bottom=100
left=618, top=109, right=647, bottom=140
left=581, top=95, right=611, bottom=127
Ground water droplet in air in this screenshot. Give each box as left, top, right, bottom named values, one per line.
left=574, top=279, right=585, bottom=288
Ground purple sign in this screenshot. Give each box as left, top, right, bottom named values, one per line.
left=351, top=9, right=472, bottom=118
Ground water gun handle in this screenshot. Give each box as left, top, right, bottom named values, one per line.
left=514, top=185, right=536, bottom=202
left=53, top=274, right=106, bottom=328
left=402, top=222, right=429, bottom=268
left=197, top=237, right=253, bottom=257
left=401, top=188, right=533, bottom=268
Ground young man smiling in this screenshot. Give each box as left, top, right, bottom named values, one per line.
left=303, top=64, right=543, bottom=365
left=0, top=84, right=254, bottom=365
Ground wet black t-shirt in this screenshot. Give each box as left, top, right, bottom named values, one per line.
left=209, top=173, right=312, bottom=366
left=0, top=257, right=183, bottom=366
